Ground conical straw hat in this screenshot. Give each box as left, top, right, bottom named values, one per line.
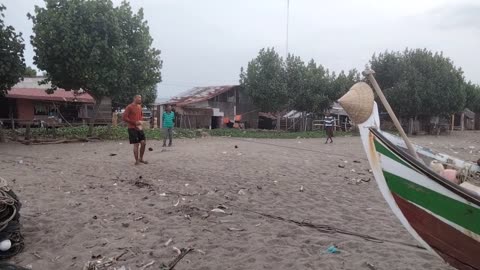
left=338, top=82, right=374, bottom=124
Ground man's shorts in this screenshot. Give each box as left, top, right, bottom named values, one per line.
left=325, top=126, right=334, bottom=137
left=128, top=128, right=146, bottom=144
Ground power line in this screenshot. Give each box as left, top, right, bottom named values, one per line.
left=286, top=0, right=290, bottom=59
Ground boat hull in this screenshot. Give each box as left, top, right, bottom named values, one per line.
left=357, top=103, right=480, bottom=270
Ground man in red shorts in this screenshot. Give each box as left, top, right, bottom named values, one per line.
left=123, top=95, right=148, bottom=165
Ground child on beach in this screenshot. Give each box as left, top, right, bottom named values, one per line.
left=162, top=105, right=175, bottom=147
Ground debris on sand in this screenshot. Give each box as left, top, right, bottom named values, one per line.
left=211, top=208, right=226, bottom=214
left=326, top=245, right=340, bottom=254
left=364, top=262, right=376, bottom=270
left=109, top=153, right=117, bottom=156
left=134, top=181, right=151, bottom=189
left=234, top=145, right=238, bottom=149
left=148, top=148, right=153, bottom=151
left=338, top=164, right=345, bottom=168
left=299, top=185, right=304, bottom=192
left=164, top=238, right=173, bottom=247
left=228, top=227, right=245, bottom=232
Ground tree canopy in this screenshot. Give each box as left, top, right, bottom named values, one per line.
left=24, top=66, right=37, bottom=77
left=465, top=82, right=480, bottom=113
left=0, top=4, right=26, bottom=96
left=370, top=49, right=466, bottom=118
left=240, top=48, right=288, bottom=114
left=241, top=48, right=360, bottom=118
left=29, top=0, right=162, bottom=106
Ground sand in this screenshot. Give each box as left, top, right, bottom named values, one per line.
left=0, top=131, right=478, bottom=270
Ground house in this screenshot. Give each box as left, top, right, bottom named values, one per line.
left=452, top=108, right=476, bottom=131
left=0, top=77, right=112, bottom=127
left=161, top=85, right=258, bottom=129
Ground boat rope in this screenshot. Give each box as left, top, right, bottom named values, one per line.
left=227, top=137, right=364, bottom=160
left=245, top=209, right=426, bottom=251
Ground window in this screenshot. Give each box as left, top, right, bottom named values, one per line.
left=34, top=103, right=50, bottom=115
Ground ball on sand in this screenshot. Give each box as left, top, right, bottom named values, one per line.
left=148, top=147, right=153, bottom=152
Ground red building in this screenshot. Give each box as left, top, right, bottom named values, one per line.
left=0, top=78, right=111, bottom=127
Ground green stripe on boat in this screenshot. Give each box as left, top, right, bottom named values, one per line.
left=383, top=170, right=480, bottom=236
left=373, top=137, right=410, bottom=168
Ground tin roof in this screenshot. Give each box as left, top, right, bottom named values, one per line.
left=6, top=77, right=94, bottom=103
left=166, top=85, right=237, bottom=106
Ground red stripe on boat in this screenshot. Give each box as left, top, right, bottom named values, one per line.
left=392, top=193, right=480, bottom=270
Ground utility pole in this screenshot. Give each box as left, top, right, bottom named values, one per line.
left=286, top=0, right=290, bottom=59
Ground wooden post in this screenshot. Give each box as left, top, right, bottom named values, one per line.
left=364, top=69, right=421, bottom=161
left=9, top=103, right=15, bottom=130
left=0, top=123, right=5, bottom=143
left=25, top=124, right=31, bottom=141
left=112, top=112, right=118, bottom=127
left=159, top=105, right=164, bottom=129
left=451, top=114, right=454, bottom=131
left=460, top=112, right=465, bottom=131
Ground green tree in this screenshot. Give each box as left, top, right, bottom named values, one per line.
left=29, top=0, right=162, bottom=134
left=24, top=66, right=37, bottom=77
left=0, top=4, right=26, bottom=142
left=286, top=54, right=307, bottom=111
left=296, top=60, right=331, bottom=113
left=465, top=82, right=480, bottom=112
left=110, top=1, right=162, bottom=107
left=240, top=48, right=288, bottom=130
left=329, top=69, right=360, bottom=102
left=371, top=49, right=466, bottom=119
left=0, top=4, right=26, bottom=96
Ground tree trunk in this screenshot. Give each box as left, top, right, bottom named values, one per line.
left=407, top=117, right=414, bottom=136
left=26, top=124, right=31, bottom=141
left=276, top=112, right=281, bottom=131
left=0, top=124, right=5, bottom=143
left=460, top=112, right=465, bottom=131
left=88, top=99, right=102, bottom=137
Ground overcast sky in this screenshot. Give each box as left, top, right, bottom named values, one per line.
left=3, top=0, right=480, bottom=100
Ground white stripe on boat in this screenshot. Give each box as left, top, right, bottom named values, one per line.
left=379, top=154, right=480, bottom=210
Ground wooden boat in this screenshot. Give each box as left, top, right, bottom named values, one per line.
left=339, top=80, right=480, bottom=270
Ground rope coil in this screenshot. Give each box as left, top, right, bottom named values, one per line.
left=0, top=177, right=24, bottom=260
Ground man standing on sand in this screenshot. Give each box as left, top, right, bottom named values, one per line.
left=162, top=105, right=175, bottom=147
left=324, top=112, right=335, bottom=144
left=123, top=95, right=148, bottom=165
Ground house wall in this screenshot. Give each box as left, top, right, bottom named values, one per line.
left=207, top=87, right=259, bottom=128
left=16, top=99, right=34, bottom=121
left=175, top=107, right=212, bottom=129
left=476, top=114, right=480, bottom=130
left=0, top=98, right=12, bottom=119
left=78, top=97, right=112, bottom=123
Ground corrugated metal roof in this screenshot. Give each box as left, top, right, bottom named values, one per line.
left=165, top=85, right=237, bottom=106
left=6, top=77, right=94, bottom=103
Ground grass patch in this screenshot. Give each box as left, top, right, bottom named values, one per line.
left=5, top=126, right=356, bottom=140
left=208, top=128, right=354, bottom=139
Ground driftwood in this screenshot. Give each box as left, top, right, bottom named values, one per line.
left=11, top=137, right=100, bottom=145
left=161, top=248, right=194, bottom=270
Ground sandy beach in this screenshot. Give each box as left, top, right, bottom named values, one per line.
left=1, top=131, right=479, bottom=270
